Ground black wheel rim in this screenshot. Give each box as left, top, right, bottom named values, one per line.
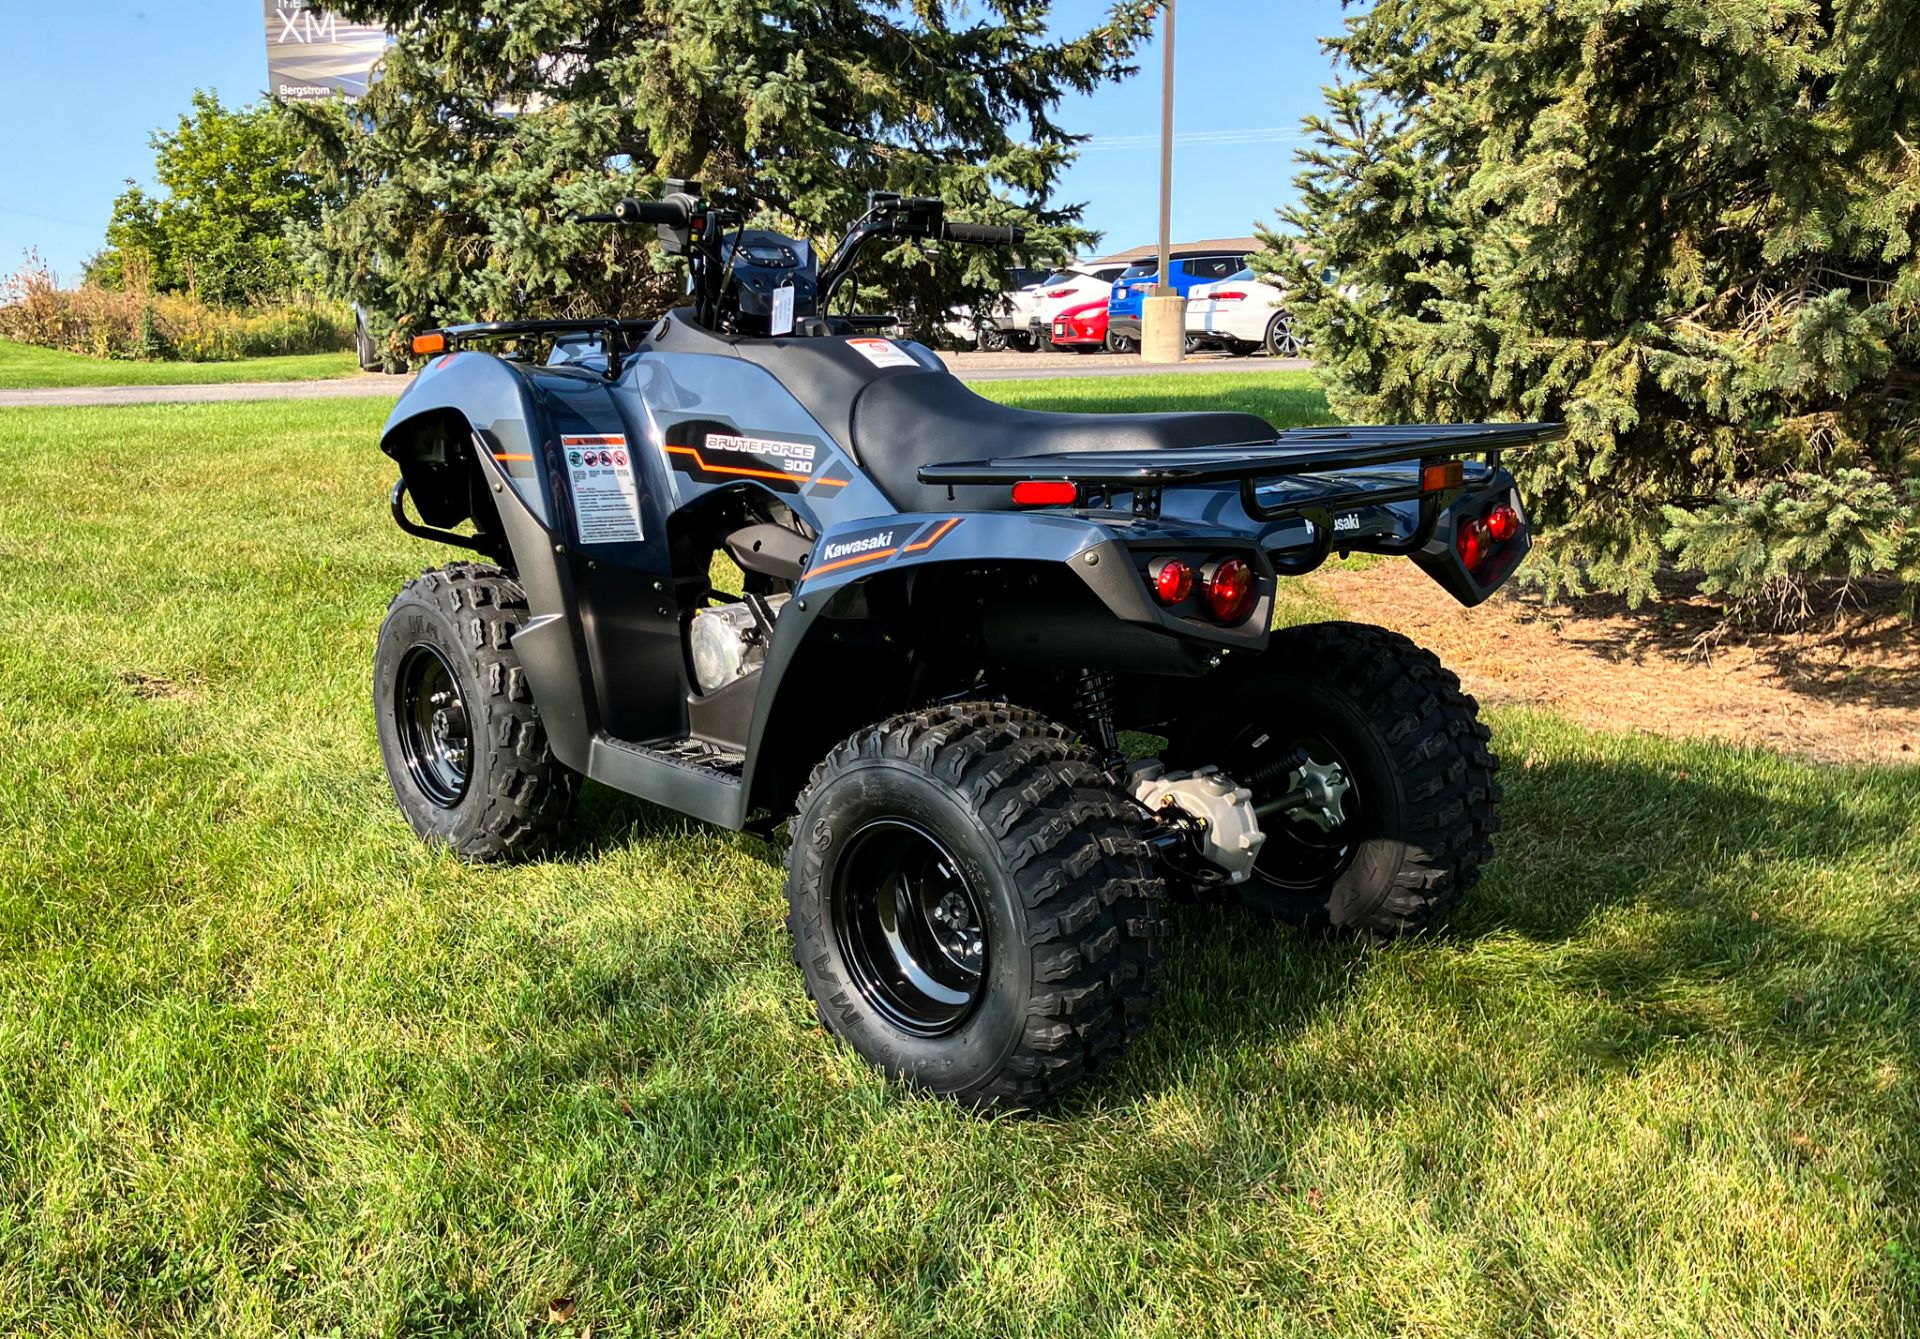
left=395, top=643, right=471, bottom=808
left=831, top=819, right=987, bottom=1037
left=1232, top=730, right=1362, bottom=891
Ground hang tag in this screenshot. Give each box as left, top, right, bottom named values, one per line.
left=770, top=284, right=795, bottom=337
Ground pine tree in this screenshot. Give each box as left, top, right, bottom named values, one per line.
left=1260, top=0, right=1920, bottom=619
left=286, top=1, right=1156, bottom=343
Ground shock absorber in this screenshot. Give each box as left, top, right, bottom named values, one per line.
left=1073, top=668, right=1125, bottom=777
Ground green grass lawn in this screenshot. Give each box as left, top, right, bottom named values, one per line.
left=985, top=368, right=1338, bottom=425
left=0, top=339, right=363, bottom=389
left=1, top=389, right=1916, bottom=1337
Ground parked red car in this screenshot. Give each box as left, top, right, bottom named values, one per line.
left=1048, top=299, right=1109, bottom=352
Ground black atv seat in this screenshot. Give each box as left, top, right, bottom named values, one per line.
left=850, top=370, right=1277, bottom=513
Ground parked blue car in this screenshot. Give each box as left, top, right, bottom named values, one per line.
left=1105, top=249, right=1254, bottom=352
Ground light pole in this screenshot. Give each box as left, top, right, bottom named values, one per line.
left=1140, top=0, right=1184, bottom=362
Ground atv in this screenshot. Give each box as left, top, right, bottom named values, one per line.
left=373, top=185, right=1559, bottom=1108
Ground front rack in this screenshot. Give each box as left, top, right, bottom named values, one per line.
left=435, top=319, right=658, bottom=377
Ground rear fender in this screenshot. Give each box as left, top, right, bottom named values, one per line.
left=788, top=511, right=1274, bottom=650
left=738, top=510, right=1274, bottom=812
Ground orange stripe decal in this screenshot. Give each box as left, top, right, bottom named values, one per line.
left=903, top=517, right=960, bottom=552
left=665, top=443, right=813, bottom=484
left=807, top=547, right=897, bottom=578
left=492, top=453, right=532, bottom=462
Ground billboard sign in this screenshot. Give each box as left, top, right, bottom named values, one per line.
left=265, top=2, right=390, bottom=101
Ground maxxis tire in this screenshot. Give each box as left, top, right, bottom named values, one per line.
left=374, top=562, right=580, bottom=861
left=786, top=704, right=1169, bottom=1109
left=1169, top=622, right=1499, bottom=937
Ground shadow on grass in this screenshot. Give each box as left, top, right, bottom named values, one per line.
left=1148, top=749, right=1919, bottom=1107
left=345, top=744, right=1920, bottom=1337
left=510, top=732, right=1919, bottom=1133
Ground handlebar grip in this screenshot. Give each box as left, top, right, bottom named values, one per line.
left=943, top=222, right=1026, bottom=245
left=612, top=197, right=693, bottom=226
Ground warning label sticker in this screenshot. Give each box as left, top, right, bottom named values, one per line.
left=847, top=338, right=918, bottom=369
left=562, top=434, right=643, bottom=544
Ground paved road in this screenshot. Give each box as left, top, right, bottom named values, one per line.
left=0, top=354, right=1312, bottom=409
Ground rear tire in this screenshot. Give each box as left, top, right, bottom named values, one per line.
left=1265, top=311, right=1303, bottom=358
left=975, top=327, right=1008, bottom=353
left=786, top=704, right=1168, bottom=1109
left=1167, top=623, right=1498, bottom=936
left=374, top=563, right=580, bottom=861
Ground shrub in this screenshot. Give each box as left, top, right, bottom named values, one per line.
left=0, top=255, right=352, bottom=362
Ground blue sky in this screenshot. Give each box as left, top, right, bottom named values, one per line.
left=0, top=1, right=1353, bottom=281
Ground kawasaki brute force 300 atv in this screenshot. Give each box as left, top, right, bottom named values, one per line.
left=373, top=187, right=1560, bottom=1109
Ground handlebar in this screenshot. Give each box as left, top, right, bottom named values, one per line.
left=942, top=222, right=1026, bottom=246
left=572, top=187, right=1027, bottom=328
left=615, top=196, right=693, bottom=226
left=571, top=196, right=696, bottom=226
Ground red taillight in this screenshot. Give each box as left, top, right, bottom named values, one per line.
left=1456, top=518, right=1493, bottom=569
left=1203, top=557, right=1256, bottom=623
left=1210, top=290, right=1248, bottom=302
left=1045, top=287, right=1075, bottom=299
left=1486, top=503, right=1520, bottom=542
left=1011, top=480, right=1077, bottom=507
left=1149, top=556, right=1193, bottom=605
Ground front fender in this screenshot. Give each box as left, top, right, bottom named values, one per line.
left=380, top=352, right=645, bottom=774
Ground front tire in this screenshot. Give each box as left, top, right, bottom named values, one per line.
left=975, top=326, right=1008, bottom=353
left=1168, top=623, right=1499, bottom=936
left=786, top=705, right=1168, bottom=1109
left=1105, top=331, right=1138, bottom=355
left=374, top=563, right=579, bottom=861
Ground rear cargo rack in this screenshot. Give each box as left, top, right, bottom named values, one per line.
left=917, top=423, right=1563, bottom=489
left=919, top=421, right=1564, bottom=565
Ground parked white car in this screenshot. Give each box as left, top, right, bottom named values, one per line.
left=946, top=262, right=1129, bottom=351
left=1184, top=267, right=1302, bottom=358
